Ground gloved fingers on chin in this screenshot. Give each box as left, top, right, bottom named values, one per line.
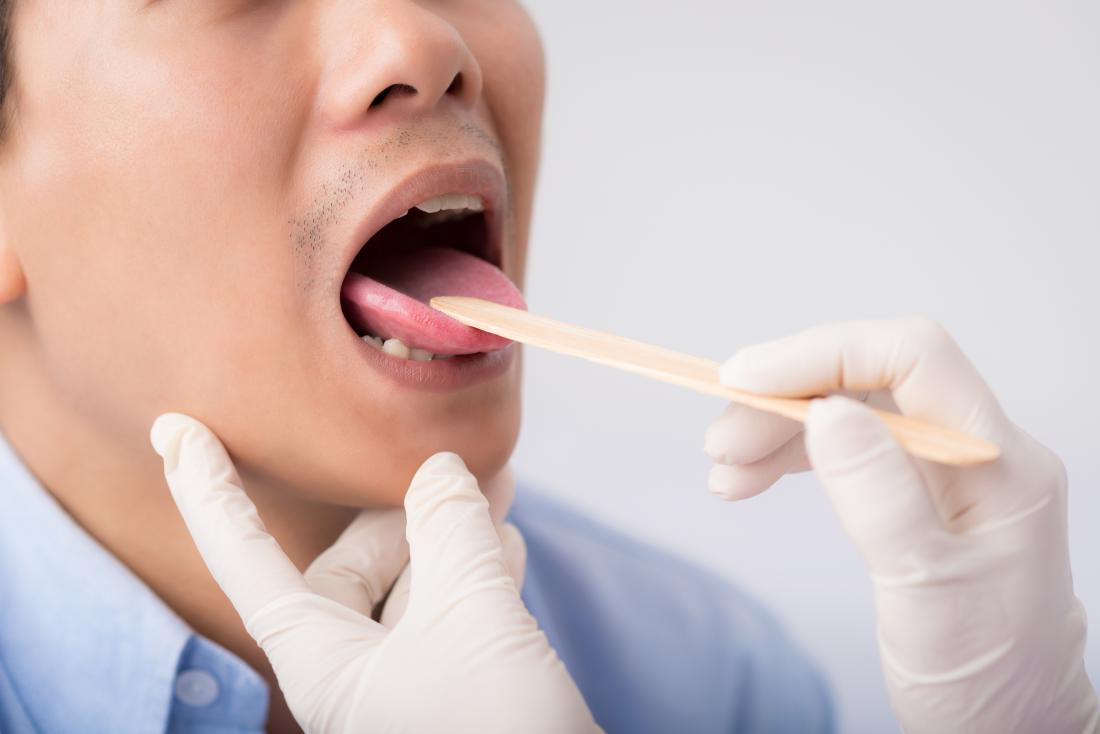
left=708, top=431, right=810, bottom=501
left=704, top=401, right=803, bottom=466
left=304, top=508, right=409, bottom=618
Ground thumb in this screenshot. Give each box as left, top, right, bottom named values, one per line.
left=150, top=412, right=311, bottom=622
left=403, top=453, right=517, bottom=613
left=805, top=395, right=940, bottom=577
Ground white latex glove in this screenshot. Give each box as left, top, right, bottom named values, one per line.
left=704, top=317, right=1098, bottom=733
left=378, top=463, right=526, bottom=629
left=151, top=413, right=599, bottom=734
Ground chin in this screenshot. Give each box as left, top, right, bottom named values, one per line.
left=348, top=403, right=521, bottom=507
left=242, top=374, right=523, bottom=509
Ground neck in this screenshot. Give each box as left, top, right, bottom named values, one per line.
left=0, top=313, right=356, bottom=734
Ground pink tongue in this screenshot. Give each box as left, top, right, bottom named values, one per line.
left=341, top=246, right=525, bottom=355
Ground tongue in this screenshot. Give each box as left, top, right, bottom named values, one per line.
left=341, top=246, right=525, bottom=355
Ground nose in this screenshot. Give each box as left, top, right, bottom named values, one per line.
left=319, top=2, right=484, bottom=130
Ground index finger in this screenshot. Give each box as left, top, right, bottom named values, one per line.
left=151, top=413, right=311, bottom=623
left=719, top=316, right=1011, bottom=442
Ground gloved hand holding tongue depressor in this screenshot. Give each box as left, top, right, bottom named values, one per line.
left=151, top=413, right=600, bottom=734
left=704, top=316, right=1099, bottom=733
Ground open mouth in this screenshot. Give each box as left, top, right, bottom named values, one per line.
left=340, top=192, right=526, bottom=362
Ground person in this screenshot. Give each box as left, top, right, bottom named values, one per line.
left=0, top=2, right=829, bottom=732
left=0, top=3, right=1093, bottom=734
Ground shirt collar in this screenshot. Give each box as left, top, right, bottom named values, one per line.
left=0, top=430, right=265, bottom=733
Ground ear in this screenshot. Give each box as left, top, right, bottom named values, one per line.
left=0, top=240, right=26, bottom=303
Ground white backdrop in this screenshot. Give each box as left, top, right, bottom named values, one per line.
left=513, top=1, right=1100, bottom=731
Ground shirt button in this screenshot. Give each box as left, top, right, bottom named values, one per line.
left=175, top=669, right=220, bottom=707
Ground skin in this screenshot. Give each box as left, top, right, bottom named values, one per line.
left=0, top=1, right=545, bottom=731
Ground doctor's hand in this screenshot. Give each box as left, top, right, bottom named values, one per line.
left=704, top=317, right=1098, bottom=733
left=150, top=414, right=599, bottom=734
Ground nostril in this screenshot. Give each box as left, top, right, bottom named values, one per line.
left=369, top=83, right=418, bottom=109
left=445, top=73, right=463, bottom=97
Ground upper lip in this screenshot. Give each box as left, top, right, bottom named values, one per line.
left=338, top=160, right=506, bottom=283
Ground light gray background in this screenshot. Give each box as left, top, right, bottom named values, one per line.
left=513, top=1, right=1099, bottom=731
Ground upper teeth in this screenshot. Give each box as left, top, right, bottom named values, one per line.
left=414, top=193, right=485, bottom=215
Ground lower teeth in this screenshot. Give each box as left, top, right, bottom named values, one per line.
left=363, top=334, right=453, bottom=361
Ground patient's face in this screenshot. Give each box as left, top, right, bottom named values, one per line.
left=0, top=1, right=544, bottom=504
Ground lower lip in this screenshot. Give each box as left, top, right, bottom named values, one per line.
left=348, top=326, right=516, bottom=392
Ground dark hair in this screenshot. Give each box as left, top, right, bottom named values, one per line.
left=0, top=0, right=10, bottom=130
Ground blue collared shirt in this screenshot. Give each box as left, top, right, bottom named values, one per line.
left=0, top=432, right=833, bottom=733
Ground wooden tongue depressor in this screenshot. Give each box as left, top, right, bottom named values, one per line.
left=430, top=296, right=1001, bottom=467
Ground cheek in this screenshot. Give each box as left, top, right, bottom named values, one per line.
left=2, top=5, right=529, bottom=505
left=226, top=355, right=524, bottom=507
left=3, top=23, right=310, bottom=432
left=468, top=3, right=546, bottom=283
